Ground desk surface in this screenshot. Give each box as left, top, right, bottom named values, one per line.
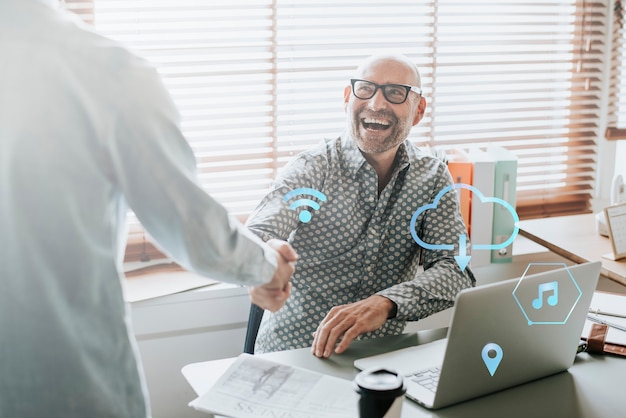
left=519, top=213, right=626, bottom=287
left=183, top=330, right=626, bottom=418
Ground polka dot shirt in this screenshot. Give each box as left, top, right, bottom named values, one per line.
left=246, top=134, right=476, bottom=353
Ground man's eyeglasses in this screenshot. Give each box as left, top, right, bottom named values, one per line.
left=350, top=79, right=422, bottom=105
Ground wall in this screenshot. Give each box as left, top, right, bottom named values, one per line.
left=131, top=284, right=251, bottom=418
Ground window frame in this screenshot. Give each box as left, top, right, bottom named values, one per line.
left=606, top=0, right=626, bottom=140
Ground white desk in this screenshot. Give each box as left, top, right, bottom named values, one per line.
left=182, top=329, right=626, bottom=417
left=519, top=214, right=626, bottom=287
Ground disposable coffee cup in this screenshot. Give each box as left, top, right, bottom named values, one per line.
left=353, top=367, right=406, bottom=418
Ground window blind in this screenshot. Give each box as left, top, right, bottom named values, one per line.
left=425, top=1, right=604, bottom=219
left=62, top=0, right=93, bottom=22
left=65, top=0, right=606, bottom=261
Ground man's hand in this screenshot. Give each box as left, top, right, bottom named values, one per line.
left=248, top=239, right=298, bottom=312
left=311, top=295, right=395, bottom=358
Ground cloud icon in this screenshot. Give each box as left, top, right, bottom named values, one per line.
left=410, top=183, right=519, bottom=269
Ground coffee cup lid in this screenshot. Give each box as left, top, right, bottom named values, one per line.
left=354, top=367, right=406, bottom=398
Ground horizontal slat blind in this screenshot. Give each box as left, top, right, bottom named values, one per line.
left=64, top=0, right=606, bottom=260
left=426, top=0, right=603, bottom=219
left=92, top=0, right=277, bottom=223
left=62, top=0, right=94, bottom=23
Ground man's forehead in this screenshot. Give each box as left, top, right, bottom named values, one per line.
left=356, top=56, right=419, bottom=84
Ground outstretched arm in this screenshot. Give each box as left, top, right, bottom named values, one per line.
left=249, top=239, right=298, bottom=312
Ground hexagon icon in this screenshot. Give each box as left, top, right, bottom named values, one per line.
left=512, top=263, right=582, bottom=325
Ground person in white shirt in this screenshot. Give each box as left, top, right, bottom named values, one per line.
left=0, top=1, right=295, bottom=417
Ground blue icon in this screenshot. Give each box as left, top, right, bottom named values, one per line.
left=283, top=188, right=327, bottom=223
left=532, top=281, right=559, bottom=309
left=409, top=183, right=519, bottom=270
left=455, top=233, right=471, bottom=271
left=512, top=263, right=582, bottom=326
left=482, top=343, right=503, bottom=376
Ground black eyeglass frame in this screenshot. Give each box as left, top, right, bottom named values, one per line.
left=350, top=78, right=422, bottom=104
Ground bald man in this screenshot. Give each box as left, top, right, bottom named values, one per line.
left=247, top=54, right=475, bottom=357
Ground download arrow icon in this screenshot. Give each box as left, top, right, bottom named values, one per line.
left=454, top=234, right=472, bottom=271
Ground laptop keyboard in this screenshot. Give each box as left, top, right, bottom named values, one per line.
left=408, top=367, right=440, bottom=393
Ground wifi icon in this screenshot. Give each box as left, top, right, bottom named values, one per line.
left=283, top=188, right=327, bottom=223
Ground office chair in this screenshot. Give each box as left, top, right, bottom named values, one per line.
left=243, top=303, right=264, bottom=354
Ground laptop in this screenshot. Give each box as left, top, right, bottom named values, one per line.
left=354, top=261, right=601, bottom=409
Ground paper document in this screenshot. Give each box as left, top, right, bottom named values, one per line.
left=189, top=354, right=358, bottom=418
left=582, top=292, right=626, bottom=346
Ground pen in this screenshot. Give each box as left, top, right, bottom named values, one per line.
left=587, top=315, right=626, bottom=333
left=588, top=308, right=626, bottom=319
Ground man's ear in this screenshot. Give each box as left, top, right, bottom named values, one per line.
left=343, top=85, right=351, bottom=111
left=412, top=96, right=427, bottom=126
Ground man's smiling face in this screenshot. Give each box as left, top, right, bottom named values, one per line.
left=344, top=57, right=422, bottom=155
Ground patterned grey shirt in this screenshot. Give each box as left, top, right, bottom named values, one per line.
left=247, top=134, right=476, bottom=353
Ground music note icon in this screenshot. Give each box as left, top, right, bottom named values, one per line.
left=532, top=281, right=559, bottom=309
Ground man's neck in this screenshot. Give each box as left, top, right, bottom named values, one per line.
left=362, top=147, right=400, bottom=195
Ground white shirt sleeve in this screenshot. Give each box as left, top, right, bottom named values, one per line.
left=107, top=56, right=277, bottom=286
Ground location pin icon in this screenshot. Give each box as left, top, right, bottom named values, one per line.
left=481, top=343, right=503, bottom=376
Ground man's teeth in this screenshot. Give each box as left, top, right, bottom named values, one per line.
left=363, top=118, right=390, bottom=126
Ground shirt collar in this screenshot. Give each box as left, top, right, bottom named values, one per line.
left=395, top=142, right=411, bottom=172
left=340, top=134, right=367, bottom=179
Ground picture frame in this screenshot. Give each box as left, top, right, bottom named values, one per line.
left=604, top=202, right=626, bottom=261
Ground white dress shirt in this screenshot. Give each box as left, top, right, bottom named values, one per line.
left=0, top=1, right=277, bottom=416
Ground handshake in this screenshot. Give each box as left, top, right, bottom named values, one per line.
left=248, top=239, right=298, bottom=312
